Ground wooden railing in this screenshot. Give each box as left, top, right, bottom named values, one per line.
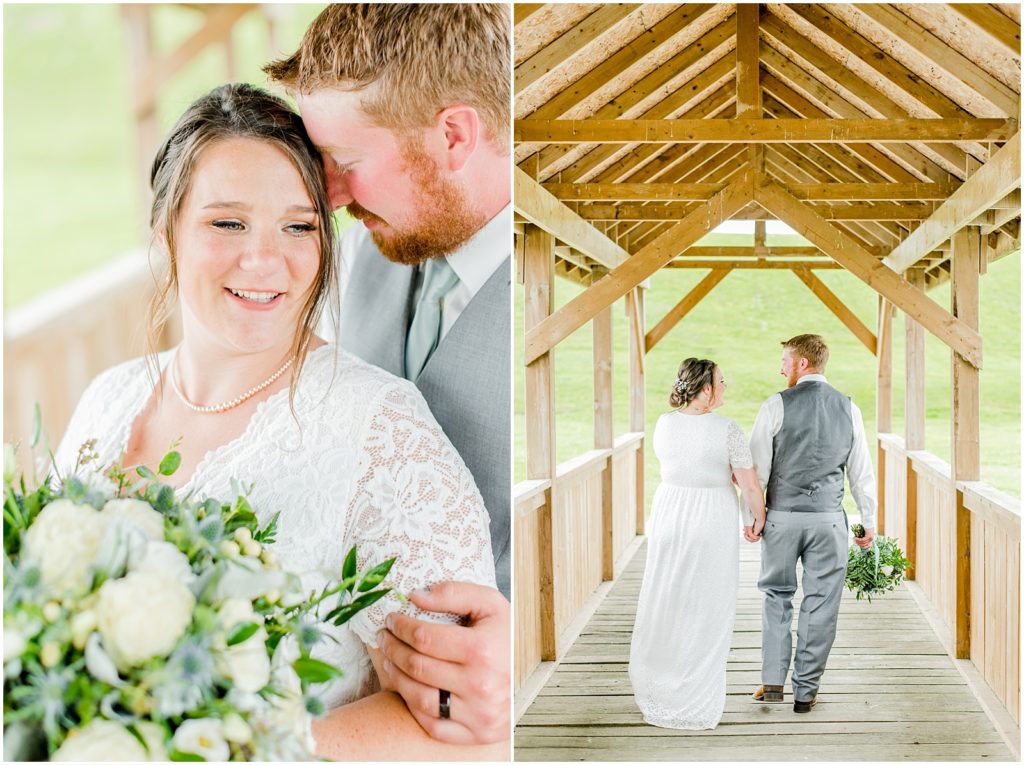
left=879, top=433, right=1021, bottom=725
left=514, top=432, right=643, bottom=690
left=3, top=250, right=179, bottom=471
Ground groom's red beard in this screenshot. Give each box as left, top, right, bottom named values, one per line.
left=346, top=141, right=485, bottom=266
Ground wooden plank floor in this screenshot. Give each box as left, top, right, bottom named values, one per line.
left=515, top=540, right=1014, bottom=761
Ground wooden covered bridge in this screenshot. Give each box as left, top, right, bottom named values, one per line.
left=512, top=3, right=1020, bottom=760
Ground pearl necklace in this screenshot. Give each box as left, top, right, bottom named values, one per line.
left=170, top=353, right=294, bottom=414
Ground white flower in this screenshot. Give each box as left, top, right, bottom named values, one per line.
left=130, top=540, right=195, bottom=584
left=40, top=642, right=61, bottom=668
left=3, top=624, right=26, bottom=662
left=172, top=718, right=230, bottom=762
left=136, top=722, right=169, bottom=761
left=101, top=498, right=165, bottom=540
left=218, top=598, right=257, bottom=631
left=881, top=565, right=895, bottom=577
left=51, top=718, right=148, bottom=761
left=221, top=712, right=252, bottom=745
left=23, top=499, right=104, bottom=597
left=97, top=570, right=195, bottom=670
left=70, top=608, right=98, bottom=650
left=219, top=627, right=271, bottom=693
left=84, top=632, right=123, bottom=686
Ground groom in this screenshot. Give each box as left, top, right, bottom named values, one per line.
left=265, top=3, right=510, bottom=748
left=744, top=334, right=876, bottom=712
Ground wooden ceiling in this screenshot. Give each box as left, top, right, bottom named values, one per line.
left=514, top=3, right=1021, bottom=289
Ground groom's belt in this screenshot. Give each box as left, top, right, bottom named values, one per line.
left=767, top=508, right=845, bottom=515
left=769, top=473, right=844, bottom=498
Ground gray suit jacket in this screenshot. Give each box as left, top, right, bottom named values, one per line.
left=338, top=231, right=511, bottom=598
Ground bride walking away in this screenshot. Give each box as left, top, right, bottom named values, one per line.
left=629, top=358, right=766, bottom=729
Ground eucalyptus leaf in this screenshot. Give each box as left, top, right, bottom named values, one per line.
left=292, top=656, right=343, bottom=685
left=136, top=465, right=156, bottom=480
left=356, top=558, right=395, bottom=592
left=341, top=546, right=357, bottom=583
left=227, top=622, right=261, bottom=647
left=169, top=750, right=206, bottom=762
left=158, top=451, right=182, bottom=477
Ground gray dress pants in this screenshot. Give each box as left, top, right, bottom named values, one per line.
left=758, top=509, right=848, bottom=702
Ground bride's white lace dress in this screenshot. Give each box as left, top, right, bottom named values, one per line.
left=628, top=411, right=752, bottom=729
left=53, top=344, right=495, bottom=709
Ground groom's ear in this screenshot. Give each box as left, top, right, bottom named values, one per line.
left=435, top=105, right=480, bottom=172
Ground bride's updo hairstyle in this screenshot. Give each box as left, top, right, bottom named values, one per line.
left=669, top=357, right=717, bottom=408
left=146, top=83, right=336, bottom=400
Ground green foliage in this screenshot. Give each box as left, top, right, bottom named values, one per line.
left=845, top=536, right=912, bottom=602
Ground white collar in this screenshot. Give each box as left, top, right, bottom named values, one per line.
left=444, top=204, right=511, bottom=295
left=796, top=373, right=829, bottom=385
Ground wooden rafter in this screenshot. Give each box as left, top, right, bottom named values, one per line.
left=885, top=133, right=1022, bottom=273
left=524, top=171, right=755, bottom=364
left=514, top=167, right=628, bottom=270
left=791, top=267, right=877, bottom=354
left=753, top=178, right=983, bottom=368
left=543, top=181, right=960, bottom=201
left=645, top=267, right=732, bottom=352
left=576, top=201, right=934, bottom=222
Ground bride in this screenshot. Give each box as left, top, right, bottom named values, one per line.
left=628, top=358, right=766, bottom=730
left=54, top=83, right=504, bottom=760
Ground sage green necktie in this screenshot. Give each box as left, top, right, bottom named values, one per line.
left=405, top=257, right=459, bottom=380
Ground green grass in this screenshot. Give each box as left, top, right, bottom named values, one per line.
left=3, top=4, right=326, bottom=309
left=514, top=250, right=1021, bottom=507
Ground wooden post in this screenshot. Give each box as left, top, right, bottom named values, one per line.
left=594, top=299, right=614, bottom=580
left=876, top=296, right=894, bottom=534
left=951, top=227, right=981, bottom=660
left=904, top=270, right=926, bottom=578
left=524, top=224, right=557, bottom=661
left=626, top=287, right=646, bottom=534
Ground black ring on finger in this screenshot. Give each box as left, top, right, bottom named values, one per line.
left=439, top=688, right=451, bottom=720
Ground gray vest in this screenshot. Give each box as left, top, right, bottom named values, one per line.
left=766, top=381, right=854, bottom=513
left=339, top=240, right=511, bottom=598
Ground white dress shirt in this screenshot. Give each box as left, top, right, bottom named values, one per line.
left=744, top=374, right=877, bottom=529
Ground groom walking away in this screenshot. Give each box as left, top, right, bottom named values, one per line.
left=265, top=4, right=511, bottom=750
left=745, top=334, right=876, bottom=713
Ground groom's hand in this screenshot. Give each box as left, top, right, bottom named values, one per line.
left=743, top=525, right=761, bottom=543
left=377, top=581, right=510, bottom=745
left=853, top=527, right=875, bottom=549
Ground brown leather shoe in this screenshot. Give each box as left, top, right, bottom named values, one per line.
left=752, top=685, right=784, bottom=703
left=793, top=695, right=818, bottom=713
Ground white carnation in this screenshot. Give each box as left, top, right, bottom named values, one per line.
left=52, top=719, right=148, bottom=761
left=3, top=624, right=26, bottom=663
left=97, top=570, right=195, bottom=670
left=218, top=598, right=257, bottom=631
left=172, top=718, right=230, bottom=762
left=130, top=540, right=194, bottom=584
left=23, top=499, right=104, bottom=597
left=101, top=498, right=165, bottom=540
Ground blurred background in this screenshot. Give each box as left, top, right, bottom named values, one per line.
left=3, top=4, right=339, bottom=469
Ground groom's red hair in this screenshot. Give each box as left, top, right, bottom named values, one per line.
left=782, top=334, right=829, bottom=370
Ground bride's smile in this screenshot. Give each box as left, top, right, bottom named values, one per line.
left=173, top=137, right=320, bottom=356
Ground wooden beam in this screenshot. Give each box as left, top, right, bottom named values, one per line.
left=514, top=167, right=628, bottom=269
left=951, top=228, right=981, bottom=660
left=524, top=173, right=754, bottom=364
left=577, top=201, right=935, bottom=221
left=885, top=134, right=1022, bottom=273
left=754, top=179, right=983, bottom=368
left=855, top=4, right=1019, bottom=117
left=515, top=118, right=1017, bottom=144
left=736, top=4, right=761, bottom=118
left=875, top=296, right=894, bottom=534
left=905, top=270, right=927, bottom=451
left=626, top=288, right=646, bottom=535
left=522, top=224, right=556, bottom=661
left=951, top=3, right=1021, bottom=55
left=791, top=268, right=877, bottom=354
left=593, top=304, right=614, bottom=581
left=675, top=245, right=833, bottom=257
left=546, top=181, right=960, bottom=201
left=645, top=268, right=732, bottom=352
left=515, top=5, right=636, bottom=93
left=666, top=259, right=842, bottom=269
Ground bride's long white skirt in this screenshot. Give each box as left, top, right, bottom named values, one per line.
left=628, top=483, right=740, bottom=729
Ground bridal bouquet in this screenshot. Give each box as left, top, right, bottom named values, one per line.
left=3, top=438, right=395, bottom=761
left=845, top=524, right=912, bottom=602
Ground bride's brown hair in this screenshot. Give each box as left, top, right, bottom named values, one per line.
left=669, top=358, right=717, bottom=408
left=145, top=83, right=336, bottom=405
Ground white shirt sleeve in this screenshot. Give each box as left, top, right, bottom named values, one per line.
left=741, top=395, right=782, bottom=526
left=846, top=399, right=878, bottom=530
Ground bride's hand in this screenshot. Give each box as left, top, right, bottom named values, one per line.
left=753, top=516, right=766, bottom=537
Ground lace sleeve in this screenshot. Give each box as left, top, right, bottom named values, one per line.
left=343, top=380, right=495, bottom=648
left=726, top=419, right=754, bottom=469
